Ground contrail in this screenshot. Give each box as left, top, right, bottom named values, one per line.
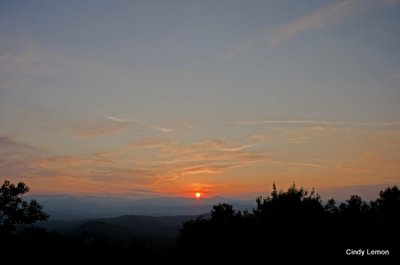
left=106, top=116, right=178, bottom=133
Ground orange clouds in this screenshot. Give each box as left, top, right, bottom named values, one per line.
left=1, top=119, right=400, bottom=197
left=0, top=135, right=266, bottom=195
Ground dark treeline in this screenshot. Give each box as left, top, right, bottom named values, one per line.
left=1, top=180, right=399, bottom=263
left=178, top=183, right=399, bottom=262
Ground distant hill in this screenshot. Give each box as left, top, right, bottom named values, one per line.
left=27, top=194, right=255, bottom=220
left=37, top=214, right=209, bottom=243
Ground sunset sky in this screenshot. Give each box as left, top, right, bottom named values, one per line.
left=1, top=0, right=399, bottom=200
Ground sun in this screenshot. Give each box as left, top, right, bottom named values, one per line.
left=195, top=192, right=201, bottom=198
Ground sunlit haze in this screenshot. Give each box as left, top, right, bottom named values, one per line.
left=1, top=0, right=399, bottom=201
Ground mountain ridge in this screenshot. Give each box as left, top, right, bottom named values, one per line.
left=37, top=213, right=211, bottom=242
left=27, top=194, right=255, bottom=220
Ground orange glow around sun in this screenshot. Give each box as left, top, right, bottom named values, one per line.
left=195, top=192, right=201, bottom=198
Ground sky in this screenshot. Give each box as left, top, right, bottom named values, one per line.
left=1, top=0, right=400, bottom=200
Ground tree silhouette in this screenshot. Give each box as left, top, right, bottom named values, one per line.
left=0, top=180, right=49, bottom=234
left=324, top=198, right=339, bottom=215
left=254, top=182, right=324, bottom=226
left=376, top=185, right=400, bottom=224
left=178, top=183, right=399, bottom=260
left=1, top=180, right=398, bottom=261
left=339, top=195, right=371, bottom=222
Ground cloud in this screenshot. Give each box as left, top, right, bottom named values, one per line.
left=105, top=116, right=139, bottom=123
left=153, top=161, right=254, bottom=184
left=27, top=151, right=157, bottom=194
left=0, top=136, right=37, bottom=153
left=34, top=155, right=89, bottom=170
left=219, top=38, right=258, bottom=62
left=267, top=0, right=366, bottom=48
left=220, top=0, right=398, bottom=60
left=0, top=135, right=267, bottom=193
left=149, top=125, right=177, bottom=133
left=239, top=120, right=400, bottom=145
left=128, top=138, right=268, bottom=184
left=105, top=115, right=180, bottom=133
left=265, top=159, right=329, bottom=169
left=246, top=132, right=276, bottom=142
left=128, top=188, right=158, bottom=194
left=0, top=136, right=40, bottom=177
left=285, top=125, right=339, bottom=144
left=87, top=167, right=156, bottom=184
left=178, top=165, right=230, bottom=175
left=188, top=182, right=216, bottom=194
left=220, top=144, right=255, bottom=152
left=133, top=139, right=174, bottom=149
left=236, top=119, right=400, bottom=127
left=143, top=139, right=265, bottom=164
left=287, top=135, right=318, bottom=144
left=2, top=128, right=399, bottom=195
left=243, top=124, right=341, bottom=145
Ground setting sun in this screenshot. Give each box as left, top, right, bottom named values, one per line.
left=195, top=192, right=201, bottom=198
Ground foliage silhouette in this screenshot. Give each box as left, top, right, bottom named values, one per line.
left=0, top=180, right=48, bottom=234
left=375, top=186, right=400, bottom=224
left=178, top=183, right=399, bottom=261
left=1, top=179, right=399, bottom=262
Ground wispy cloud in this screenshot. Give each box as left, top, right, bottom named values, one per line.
left=2, top=131, right=400, bottom=195
left=236, top=119, right=400, bottom=127
left=149, top=125, right=177, bottom=133
left=0, top=135, right=41, bottom=178
left=267, top=0, right=366, bottom=48
left=246, top=132, right=276, bottom=142
left=265, top=159, right=329, bottom=169
left=237, top=119, right=400, bottom=145
left=220, top=144, right=255, bottom=152
left=244, top=124, right=339, bottom=145
left=61, top=115, right=190, bottom=140
left=188, top=182, right=216, bottom=194
left=220, top=0, right=398, bottom=60
left=0, top=136, right=37, bottom=153
left=0, top=135, right=267, bottom=194
left=153, top=159, right=262, bottom=184
left=105, top=116, right=139, bottom=123
left=105, top=115, right=181, bottom=133
left=128, top=138, right=268, bottom=184
left=5, top=132, right=400, bottom=196
left=219, top=37, right=259, bottom=62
